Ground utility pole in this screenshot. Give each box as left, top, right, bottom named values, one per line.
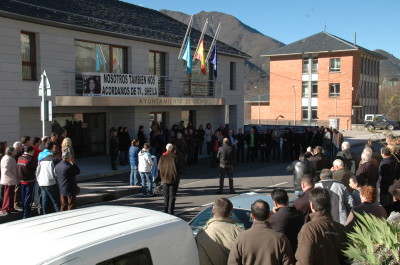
left=293, top=85, right=296, bottom=126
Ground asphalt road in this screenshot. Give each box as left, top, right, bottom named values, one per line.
left=88, top=141, right=380, bottom=222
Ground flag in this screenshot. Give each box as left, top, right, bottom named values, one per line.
left=208, top=43, right=218, bottom=78
left=182, top=37, right=192, bottom=75
left=194, top=39, right=206, bottom=75
left=96, top=45, right=105, bottom=72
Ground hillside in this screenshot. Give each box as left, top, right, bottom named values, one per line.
left=160, top=9, right=285, bottom=99
left=375, top=49, right=400, bottom=81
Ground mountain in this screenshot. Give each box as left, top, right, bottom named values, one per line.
left=159, top=10, right=285, bottom=99
left=374, top=49, right=400, bottom=82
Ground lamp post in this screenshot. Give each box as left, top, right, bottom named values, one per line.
left=255, top=86, right=261, bottom=125
left=275, top=115, right=284, bottom=125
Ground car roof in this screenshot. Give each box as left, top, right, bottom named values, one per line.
left=230, top=192, right=275, bottom=210
left=0, top=206, right=181, bottom=264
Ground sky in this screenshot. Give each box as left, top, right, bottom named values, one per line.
left=127, top=0, right=400, bottom=58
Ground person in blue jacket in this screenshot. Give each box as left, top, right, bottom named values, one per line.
left=129, top=139, right=140, bottom=186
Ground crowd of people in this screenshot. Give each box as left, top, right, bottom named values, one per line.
left=193, top=131, right=400, bottom=265
left=109, top=122, right=400, bottom=218
left=0, top=131, right=81, bottom=218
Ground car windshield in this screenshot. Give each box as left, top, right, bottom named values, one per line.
left=189, top=207, right=253, bottom=230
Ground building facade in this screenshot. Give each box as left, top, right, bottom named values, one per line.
left=0, top=0, right=248, bottom=156
left=260, top=32, right=384, bottom=129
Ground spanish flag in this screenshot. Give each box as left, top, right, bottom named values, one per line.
left=194, top=38, right=206, bottom=75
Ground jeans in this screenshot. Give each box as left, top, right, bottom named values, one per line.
left=333, top=145, right=340, bottom=157
left=21, top=183, right=35, bottom=218
left=273, top=140, right=280, bottom=160
left=130, top=165, right=140, bottom=186
left=41, top=184, right=61, bottom=214
left=163, top=183, right=178, bottom=214
left=237, top=145, right=245, bottom=163
left=295, top=190, right=303, bottom=198
left=139, top=172, right=153, bottom=195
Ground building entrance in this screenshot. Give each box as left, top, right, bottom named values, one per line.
left=52, top=113, right=106, bottom=156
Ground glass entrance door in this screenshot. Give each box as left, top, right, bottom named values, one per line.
left=149, top=112, right=166, bottom=130
left=52, top=112, right=106, bottom=156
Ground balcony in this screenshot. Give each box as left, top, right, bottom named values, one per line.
left=61, top=71, right=223, bottom=98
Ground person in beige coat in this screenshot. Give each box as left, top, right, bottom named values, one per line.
left=196, top=198, right=244, bottom=265
left=1, top=147, right=18, bottom=214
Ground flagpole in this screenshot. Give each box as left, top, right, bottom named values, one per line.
left=206, top=22, right=221, bottom=62
left=178, top=15, right=193, bottom=60
left=98, top=44, right=108, bottom=72
left=192, top=18, right=208, bottom=62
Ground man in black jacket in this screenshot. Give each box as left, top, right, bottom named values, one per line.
left=216, top=138, right=236, bottom=194
left=54, top=151, right=80, bottom=211
left=287, top=153, right=315, bottom=198
left=379, top=147, right=396, bottom=205
left=336, top=141, right=357, bottom=175
left=269, top=188, right=304, bottom=252
left=236, top=128, right=246, bottom=163
left=293, top=174, right=315, bottom=223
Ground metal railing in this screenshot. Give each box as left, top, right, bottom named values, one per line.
left=61, top=72, right=223, bottom=98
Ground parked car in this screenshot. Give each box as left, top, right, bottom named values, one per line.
left=364, top=114, right=397, bottom=130
left=189, top=192, right=283, bottom=234
left=0, top=206, right=199, bottom=265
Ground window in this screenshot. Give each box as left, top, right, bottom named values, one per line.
left=75, top=40, right=127, bottom=92
left=312, top=57, right=318, bottom=73
left=230, top=62, right=236, bottom=90
left=149, top=51, right=166, bottom=95
left=330, top=58, right=341, bottom=72
left=97, top=248, right=153, bottom=265
left=302, top=107, right=318, bottom=120
left=302, top=58, right=309, bottom=73
left=311, top=81, right=318, bottom=97
left=329, top=83, right=340, bottom=97
left=302, top=81, right=317, bottom=97
left=302, top=82, right=309, bottom=97
left=21, top=32, right=36, bottom=80
left=184, top=61, right=214, bottom=96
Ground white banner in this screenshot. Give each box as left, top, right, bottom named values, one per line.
left=82, top=72, right=159, bottom=97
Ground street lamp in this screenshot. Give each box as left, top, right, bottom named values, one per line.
left=255, top=86, right=261, bottom=125
left=275, top=115, right=284, bottom=125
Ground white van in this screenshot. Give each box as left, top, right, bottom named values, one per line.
left=0, top=206, right=199, bottom=265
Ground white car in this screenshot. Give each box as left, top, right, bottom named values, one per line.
left=0, top=206, right=199, bottom=265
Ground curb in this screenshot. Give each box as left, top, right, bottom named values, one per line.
left=77, top=186, right=141, bottom=207
left=0, top=186, right=141, bottom=224
left=77, top=170, right=130, bottom=183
